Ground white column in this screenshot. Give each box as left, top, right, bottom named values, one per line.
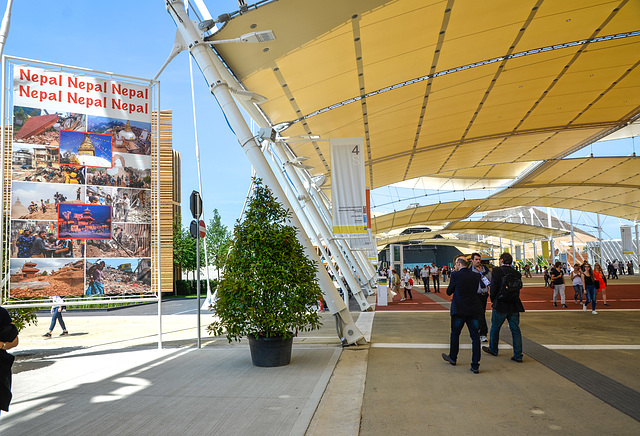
left=272, top=142, right=371, bottom=310
left=167, top=1, right=364, bottom=344
left=635, top=223, right=640, bottom=272
left=597, top=213, right=603, bottom=265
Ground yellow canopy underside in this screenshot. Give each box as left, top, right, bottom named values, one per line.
left=212, top=0, right=640, bottom=236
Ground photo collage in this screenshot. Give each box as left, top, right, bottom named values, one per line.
left=9, top=103, right=153, bottom=300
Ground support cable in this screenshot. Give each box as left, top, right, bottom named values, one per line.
left=188, top=48, right=214, bottom=309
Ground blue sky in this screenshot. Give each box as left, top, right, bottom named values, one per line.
left=2, top=1, right=636, bottom=241
left=59, top=130, right=111, bottom=161
left=2, top=0, right=250, bottom=230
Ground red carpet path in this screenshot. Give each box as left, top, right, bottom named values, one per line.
left=376, top=283, right=640, bottom=311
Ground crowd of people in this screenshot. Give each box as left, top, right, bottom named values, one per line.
left=86, top=170, right=148, bottom=189
left=606, top=259, right=634, bottom=278
left=441, top=252, right=523, bottom=374
left=14, top=229, right=75, bottom=258
left=548, top=260, right=609, bottom=314
left=20, top=165, right=85, bottom=185
left=377, top=252, right=634, bottom=373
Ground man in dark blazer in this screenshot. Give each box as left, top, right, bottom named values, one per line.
left=442, top=256, right=483, bottom=374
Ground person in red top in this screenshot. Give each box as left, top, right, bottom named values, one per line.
left=594, top=263, right=609, bottom=306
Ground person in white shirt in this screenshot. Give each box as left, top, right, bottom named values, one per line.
left=401, top=268, right=413, bottom=301
left=571, top=263, right=584, bottom=304
left=470, top=253, right=491, bottom=342
left=431, top=263, right=441, bottom=293
left=43, top=296, right=68, bottom=338
left=421, top=265, right=430, bottom=293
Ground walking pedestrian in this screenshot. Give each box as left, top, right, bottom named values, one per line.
left=470, top=253, right=491, bottom=343
left=571, top=263, right=584, bottom=304
left=594, top=263, right=609, bottom=306
left=550, top=261, right=567, bottom=308
left=421, top=264, right=430, bottom=293
left=582, top=263, right=598, bottom=314
left=442, top=256, right=483, bottom=374
left=483, top=252, right=524, bottom=363
left=431, top=263, right=441, bottom=293
left=43, top=296, right=68, bottom=338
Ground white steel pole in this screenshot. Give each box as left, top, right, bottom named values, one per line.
left=272, top=142, right=370, bottom=310
left=188, top=55, right=213, bottom=308
left=0, top=0, right=13, bottom=303
left=279, top=143, right=375, bottom=294
left=597, top=213, right=603, bottom=265
left=570, top=209, right=576, bottom=265
left=155, top=86, right=163, bottom=350
left=634, top=222, right=640, bottom=274
left=166, top=1, right=364, bottom=344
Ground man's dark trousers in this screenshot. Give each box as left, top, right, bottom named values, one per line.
left=450, top=315, right=481, bottom=370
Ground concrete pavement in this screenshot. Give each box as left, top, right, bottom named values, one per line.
left=2, top=276, right=640, bottom=435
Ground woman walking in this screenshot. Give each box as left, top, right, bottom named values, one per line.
left=582, top=263, right=598, bottom=315
left=571, top=263, right=584, bottom=304
left=402, top=268, right=413, bottom=301
left=43, top=296, right=68, bottom=337
left=594, top=263, right=609, bottom=306
left=391, top=269, right=401, bottom=302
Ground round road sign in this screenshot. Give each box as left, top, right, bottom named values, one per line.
left=199, top=220, right=206, bottom=238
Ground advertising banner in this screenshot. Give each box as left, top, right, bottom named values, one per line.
left=5, top=60, right=154, bottom=302
left=541, top=240, right=550, bottom=260
left=330, top=137, right=366, bottom=235
left=621, top=226, right=634, bottom=255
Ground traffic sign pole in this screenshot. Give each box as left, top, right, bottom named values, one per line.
left=196, top=222, right=201, bottom=349
left=190, top=191, right=203, bottom=349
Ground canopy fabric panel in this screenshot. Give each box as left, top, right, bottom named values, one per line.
left=435, top=221, right=569, bottom=241
left=375, top=234, right=495, bottom=252
left=370, top=200, right=485, bottom=235
left=370, top=157, right=640, bottom=235
left=212, top=0, right=640, bottom=194
left=479, top=157, right=640, bottom=221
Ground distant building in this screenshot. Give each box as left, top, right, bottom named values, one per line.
left=20, top=261, right=40, bottom=278
left=12, top=148, right=33, bottom=166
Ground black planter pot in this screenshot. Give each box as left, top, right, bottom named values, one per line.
left=247, top=333, right=293, bottom=367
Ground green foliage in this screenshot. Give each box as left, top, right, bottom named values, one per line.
left=208, top=178, right=323, bottom=342
left=7, top=307, right=38, bottom=332
left=205, top=209, right=231, bottom=279
left=536, top=255, right=548, bottom=267
left=175, top=279, right=218, bottom=296
left=172, top=213, right=201, bottom=276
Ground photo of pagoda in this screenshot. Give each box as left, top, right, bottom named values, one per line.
left=59, top=130, right=113, bottom=168
left=9, top=258, right=85, bottom=298
left=58, top=203, right=112, bottom=240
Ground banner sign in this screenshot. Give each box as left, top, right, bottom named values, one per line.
left=14, top=66, right=150, bottom=122
left=621, top=226, right=634, bottom=255
left=5, top=59, right=155, bottom=302
left=541, top=240, right=550, bottom=260
left=515, top=245, right=521, bottom=261
left=330, top=137, right=366, bottom=235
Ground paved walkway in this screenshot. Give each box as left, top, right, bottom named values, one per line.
left=2, top=275, right=640, bottom=435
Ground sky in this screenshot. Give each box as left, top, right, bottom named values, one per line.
left=2, top=1, right=637, bottom=243
left=1, top=0, right=251, bottom=231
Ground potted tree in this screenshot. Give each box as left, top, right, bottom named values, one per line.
left=207, top=178, right=323, bottom=367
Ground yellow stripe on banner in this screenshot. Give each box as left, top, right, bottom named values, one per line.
left=333, top=226, right=367, bottom=234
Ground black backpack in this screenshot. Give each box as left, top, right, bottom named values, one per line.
left=498, top=269, right=523, bottom=303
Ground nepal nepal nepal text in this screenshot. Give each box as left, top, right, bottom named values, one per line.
left=16, top=68, right=149, bottom=114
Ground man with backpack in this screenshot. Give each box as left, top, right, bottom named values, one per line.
left=482, top=252, right=524, bottom=363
